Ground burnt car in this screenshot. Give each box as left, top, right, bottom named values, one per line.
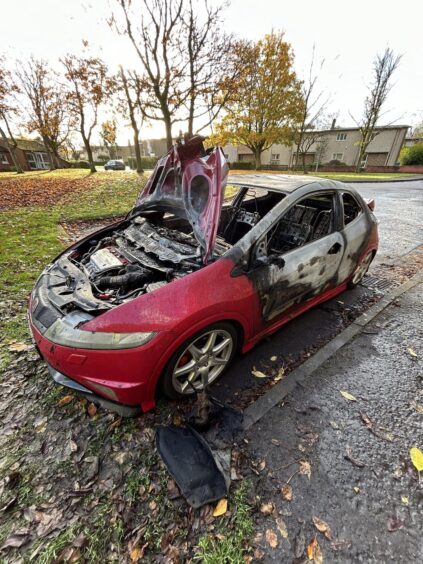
left=28, top=137, right=378, bottom=416
left=104, top=160, right=125, bottom=171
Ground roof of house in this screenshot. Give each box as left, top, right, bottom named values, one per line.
left=0, top=138, right=47, bottom=151
left=227, top=173, right=335, bottom=193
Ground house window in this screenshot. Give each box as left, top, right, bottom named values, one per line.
left=270, top=153, right=280, bottom=164
left=336, top=133, right=347, bottom=141
left=332, top=153, right=344, bottom=161
left=0, top=153, right=9, bottom=164
left=27, top=151, right=50, bottom=170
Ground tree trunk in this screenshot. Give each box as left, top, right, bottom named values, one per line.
left=0, top=124, right=24, bottom=174
left=187, top=97, right=195, bottom=137
left=355, top=146, right=365, bottom=172
left=133, top=131, right=143, bottom=174
left=164, top=116, right=173, bottom=150
left=83, top=136, right=96, bottom=173
left=301, top=152, right=308, bottom=174
left=254, top=149, right=262, bottom=170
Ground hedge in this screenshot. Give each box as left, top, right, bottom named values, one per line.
left=400, top=143, right=423, bottom=165
left=127, top=156, right=160, bottom=170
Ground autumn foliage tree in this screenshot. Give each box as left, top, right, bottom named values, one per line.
left=16, top=57, right=72, bottom=169
left=210, top=33, right=304, bottom=169
left=62, top=53, right=113, bottom=173
left=0, top=55, right=24, bottom=173
left=100, top=120, right=118, bottom=159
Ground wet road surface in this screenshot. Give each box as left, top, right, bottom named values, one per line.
left=244, top=279, right=423, bottom=562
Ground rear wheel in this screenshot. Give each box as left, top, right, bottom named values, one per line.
left=160, top=322, right=238, bottom=400
left=348, top=251, right=374, bottom=288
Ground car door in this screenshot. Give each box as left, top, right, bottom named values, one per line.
left=337, top=191, right=371, bottom=282
left=250, top=191, right=344, bottom=325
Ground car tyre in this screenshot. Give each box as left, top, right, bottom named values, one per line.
left=348, top=251, right=374, bottom=288
left=160, top=322, right=238, bottom=400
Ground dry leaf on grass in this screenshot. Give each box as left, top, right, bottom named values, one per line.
left=410, top=447, right=423, bottom=472
left=8, top=342, right=31, bottom=352
left=58, top=395, right=74, bottom=406
left=213, top=498, right=228, bottom=517
left=265, top=528, right=278, bottom=548
left=340, top=390, right=357, bottom=402
left=312, top=516, right=332, bottom=540
left=130, top=543, right=148, bottom=562
left=87, top=403, right=97, bottom=417
left=299, top=460, right=311, bottom=479
left=280, top=483, right=293, bottom=501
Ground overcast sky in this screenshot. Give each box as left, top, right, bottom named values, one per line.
left=1, top=0, right=422, bottom=144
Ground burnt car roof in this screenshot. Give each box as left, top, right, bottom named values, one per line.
left=227, top=173, right=340, bottom=193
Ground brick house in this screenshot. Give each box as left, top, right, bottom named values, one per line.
left=0, top=138, right=68, bottom=172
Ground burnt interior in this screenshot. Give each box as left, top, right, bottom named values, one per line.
left=59, top=188, right=348, bottom=311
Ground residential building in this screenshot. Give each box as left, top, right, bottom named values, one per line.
left=224, top=124, right=410, bottom=168
left=0, top=138, right=68, bottom=172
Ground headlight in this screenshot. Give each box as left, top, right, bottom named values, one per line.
left=44, top=311, right=156, bottom=350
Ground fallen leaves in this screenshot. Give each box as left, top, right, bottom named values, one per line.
left=407, top=347, right=418, bottom=359
left=260, top=502, right=274, bottom=516
left=359, top=412, right=393, bottom=442
left=8, top=341, right=32, bottom=353
left=213, top=498, right=228, bottom=517
left=306, top=536, right=323, bottom=563
left=87, top=403, right=97, bottom=417
left=340, top=390, right=357, bottom=402
left=1, top=529, right=30, bottom=549
left=280, top=483, right=293, bottom=501
left=299, top=460, right=311, bottom=480
left=251, top=368, right=267, bottom=378
left=312, top=516, right=332, bottom=540
left=276, top=517, right=288, bottom=539
left=409, top=447, right=423, bottom=473
left=265, top=528, right=278, bottom=548
left=58, top=395, right=74, bottom=406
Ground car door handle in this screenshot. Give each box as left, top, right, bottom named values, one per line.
left=327, top=242, right=342, bottom=255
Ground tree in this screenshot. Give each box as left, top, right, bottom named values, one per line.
left=353, top=48, right=401, bottom=172
left=16, top=57, right=72, bottom=169
left=114, top=0, right=186, bottom=150
left=181, top=0, right=236, bottom=136
left=100, top=120, right=118, bottom=159
left=293, top=48, right=330, bottom=173
left=62, top=53, right=112, bottom=173
left=400, top=144, right=423, bottom=165
left=210, top=33, right=304, bottom=169
left=0, top=55, right=24, bottom=173
left=117, top=67, right=144, bottom=173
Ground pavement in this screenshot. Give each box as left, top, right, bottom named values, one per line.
left=245, top=276, right=423, bottom=562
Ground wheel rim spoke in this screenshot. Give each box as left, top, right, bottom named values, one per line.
left=212, top=337, right=231, bottom=355
left=174, top=359, right=196, bottom=377
left=202, top=331, right=217, bottom=354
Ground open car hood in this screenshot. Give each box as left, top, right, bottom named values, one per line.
left=133, top=136, right=228, bottom=264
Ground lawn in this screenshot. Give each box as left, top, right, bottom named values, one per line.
left=0, top=170, right=145, bottom=347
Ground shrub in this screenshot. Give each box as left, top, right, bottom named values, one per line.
left=69, top=160, right=90, bottom=169
left=97, top=154, right=110, bottom=162
left=94, top=160, right=107, bottom=166
left=127, top=156, right=159, bottom=170
left=400, top=144, right=423, bottom=165
left=228, top=161, right=253, bottom=170
left=326, top=159, right=346, bottom=166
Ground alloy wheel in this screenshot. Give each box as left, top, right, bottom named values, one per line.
left=171, top=329, right=234, bottom=394
left=351, top=252, right=373, bottom=285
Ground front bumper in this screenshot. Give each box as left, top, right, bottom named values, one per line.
left=47, top=364, right=141, bottom=417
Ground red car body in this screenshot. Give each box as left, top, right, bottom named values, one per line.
left=28, top=138, right=378, bottom=415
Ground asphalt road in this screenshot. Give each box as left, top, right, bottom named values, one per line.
left=245, top=276, right=423, bottom=562
left=350, top=179, right=423, bottom=261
